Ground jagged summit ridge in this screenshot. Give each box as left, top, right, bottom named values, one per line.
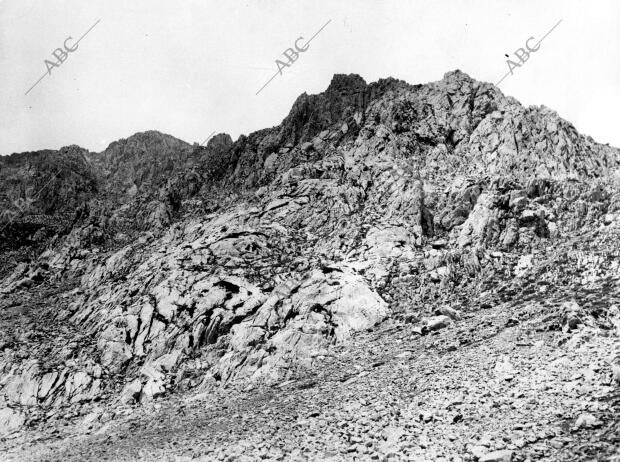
left=0, top=70, right=619, bottom=457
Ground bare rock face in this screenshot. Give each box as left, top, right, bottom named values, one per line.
left=1, top=69, right=619, bottom=430
left=220, top=266, right=388, bottom=383
left=53, top=211, right=388, bottom=398
left=0, top=406, right=25, bottom=437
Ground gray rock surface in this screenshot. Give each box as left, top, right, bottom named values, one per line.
left=1, top=70, right=619, bottom=461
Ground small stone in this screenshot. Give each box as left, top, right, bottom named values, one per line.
left=612, top=364, right=620, bottom=384
left=561, top=300, right=583, bottom=332
left=419, top=411, right=434, bottom=422
left=438, top=306, right=462, bottom=321
left=425, top=315, right=451, bottom=332
left=468, top=444, right=488, bottom=459
left=431, top=239, right=448, bottom=249
left=141, top=379, right=165, bottom=400
left=494, top=358, right=517, bottom=381
left=572, top=413, right=602, bottom=430
left=512, top=437, right=525, bottom=448
left=479, top=450, right=513, bottom=462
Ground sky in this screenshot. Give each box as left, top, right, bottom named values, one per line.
left=1, top=0, right=619, bottom=155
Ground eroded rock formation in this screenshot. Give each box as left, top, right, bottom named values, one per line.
left=0, top=70, right=619, bottom=442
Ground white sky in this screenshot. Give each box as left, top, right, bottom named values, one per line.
left=1, top=0, right=618, bottom=155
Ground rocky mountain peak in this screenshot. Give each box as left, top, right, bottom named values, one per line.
left=325, top=73, right=368, bottom=95
left=1, top=70, right=619, bottom=460
left=205, top=133, right=234, bottom=151
left=101, top=130, right=190, bottom=160
left=441, top=68, right=475, bottom=83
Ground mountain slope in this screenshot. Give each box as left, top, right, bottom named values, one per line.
left=0, top=70, right=619, bottom=461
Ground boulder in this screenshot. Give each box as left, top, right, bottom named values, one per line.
left=479, top=450, right=513, bottom=462
left=0, top=407, right=25, bottom=436
left=120, top=379, right=143, bottom=404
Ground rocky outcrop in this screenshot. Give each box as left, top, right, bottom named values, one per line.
left=0, top=406, right=24, bottom=437
left=1, top=69, right=619, bottom=438
left=52, top=209, right=389, bottom=401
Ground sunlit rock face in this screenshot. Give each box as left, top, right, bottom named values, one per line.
left=0, top=69, right=619, bottom=427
